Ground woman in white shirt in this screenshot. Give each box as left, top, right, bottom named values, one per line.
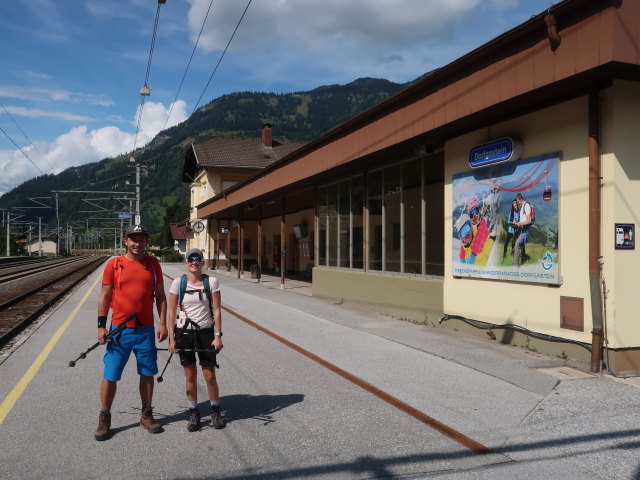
left=168, top=248, right=224, bottom=431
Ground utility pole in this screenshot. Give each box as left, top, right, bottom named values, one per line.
left=6, top=212, right=10, bottom=257
left=38, top=217, right=42, bottom=257
left=56, top=193, right=60, bottom=256
left=136, top=163, right=141, bottom=225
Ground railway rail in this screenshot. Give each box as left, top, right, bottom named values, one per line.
left=0, top=255, right=108, bottom=349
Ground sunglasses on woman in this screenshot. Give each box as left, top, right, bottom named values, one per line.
left=186, top=256, right=204, bottom=264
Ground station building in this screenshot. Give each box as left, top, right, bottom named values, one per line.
left=189, top=0, right=640, bottom=375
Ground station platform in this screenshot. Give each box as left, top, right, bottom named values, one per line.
left=1, top=259, right=639, bottom=479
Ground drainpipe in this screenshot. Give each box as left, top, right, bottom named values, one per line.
left=589, top=89, right=604, bottom=373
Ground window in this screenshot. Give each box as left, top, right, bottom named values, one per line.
left=318, top=188, right=327, bottom=265
left=367, top=170, right=383, bottom=271
left=384, top=165, right=401, bottom=272
left=317, top=153, right=443, bottom=276
left=403, top=158, right=422, bottom=274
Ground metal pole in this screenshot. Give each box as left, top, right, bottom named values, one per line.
left=28, top=227, right=32, bottom=257
left=6, top=213, right=10, bottom=257
left=56, top=193, right=60, bottom=256
left=38, top=217, right=42, bottom=257
left=136, top=163, right=141, bottom=224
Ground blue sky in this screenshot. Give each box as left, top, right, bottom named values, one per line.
left=0, top=0, right=557, bottom=196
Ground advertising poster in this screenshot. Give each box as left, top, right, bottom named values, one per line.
left=452, top=152, right=560, bottom=284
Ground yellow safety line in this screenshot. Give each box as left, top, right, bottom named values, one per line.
left=0, top=274, right=102, bottom=425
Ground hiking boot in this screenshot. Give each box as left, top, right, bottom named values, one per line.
left=211, top=405, right=225, bottom=429
left=95, top=411, right=111, bottom=441
left=140, top=406, right=162, bottom=433
left=187, top=408, right=201, bottom=432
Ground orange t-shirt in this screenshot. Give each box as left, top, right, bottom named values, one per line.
left=102, top=255, right=161, bottom=327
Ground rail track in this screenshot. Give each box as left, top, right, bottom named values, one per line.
left=0, top=255, right=108, bottom=349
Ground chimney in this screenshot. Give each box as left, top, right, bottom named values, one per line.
left=262, top=123, right=272, bottom=147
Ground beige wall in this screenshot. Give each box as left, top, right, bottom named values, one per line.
left=601, top=80, right=640, bottom=350
left=313, top=268, right=443, bottom=321
left=444, top=96, right=593, bottom=346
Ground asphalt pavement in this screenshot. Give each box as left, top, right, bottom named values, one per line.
left=0, top=261, right=638, bottom=479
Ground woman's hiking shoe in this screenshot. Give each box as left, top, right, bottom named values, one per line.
left=95, top=411, right=111, bottom=441
left=140, top=406, right=162, bottom=433
left=211, top=405, right=225, bottom=429
left=187, top=408, right=201, bottom=432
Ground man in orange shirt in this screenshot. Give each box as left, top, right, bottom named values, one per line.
left=94, top=225, right=167, bottom=441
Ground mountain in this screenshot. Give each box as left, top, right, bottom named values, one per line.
left=0, top=77, right=410, bottom=246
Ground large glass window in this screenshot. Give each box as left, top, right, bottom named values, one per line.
left=327, top=184, right=338, bottom=267
left=317, top=153, right=443, bottom=276
left=403, top=158, right=422, bottom=274
left=318, top=188, right=327, bottom=265
left=351, top=176, right=364, bottom=269
left=384, top=165, right=402, bottom=273
left=367, top=170, right=383, bottom=271
left=338, top=180, right=350, bottom=268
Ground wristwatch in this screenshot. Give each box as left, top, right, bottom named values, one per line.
left=214, top=331, right=223, bottom=337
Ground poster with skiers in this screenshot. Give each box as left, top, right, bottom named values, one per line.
left=452, top=151, right=560, bottom=285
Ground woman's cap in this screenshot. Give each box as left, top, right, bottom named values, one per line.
left=185, top=248, right=204, bottom=261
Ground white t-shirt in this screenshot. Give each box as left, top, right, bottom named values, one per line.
left=169, top=275, right=220, bottom=329
left=520, top=202, right=532, bottom=225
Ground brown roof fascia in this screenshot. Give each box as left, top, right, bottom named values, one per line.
left=197, top=0, right=618, bottom=217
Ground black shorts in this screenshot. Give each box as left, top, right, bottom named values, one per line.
left=174, top=327, right=217, bottom=367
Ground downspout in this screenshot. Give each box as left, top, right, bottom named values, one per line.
left=589, top=89, right=604, bottom=373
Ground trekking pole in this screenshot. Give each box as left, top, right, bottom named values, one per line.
left=68, top=312, right=138, bottom=367
left=156, top=348, right=220, bottom=382
left=156, top=348, right=220, bottom=354
left=156, top=353, right=173, bottom=383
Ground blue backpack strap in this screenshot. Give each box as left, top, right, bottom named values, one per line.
left=201, top=274, right=214, bottom=319
left=179, top=273, right=188, bottom=307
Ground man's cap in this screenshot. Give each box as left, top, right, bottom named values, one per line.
left=125, top=224, right=149, bottom=237
left=185, top=248, right=204, bottom=260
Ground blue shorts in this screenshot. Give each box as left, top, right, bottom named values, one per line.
left=103, top=325, right=157, bottom=382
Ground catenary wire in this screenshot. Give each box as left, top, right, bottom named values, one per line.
left=0, top=126, right=46, bottom=177
left=133, top=1, right=164, bottom=152
left=147, top=0, right=252, bottom=188
left=0, top=102, right=56, bottom=175
left=161, top=0, right=217, bottom=132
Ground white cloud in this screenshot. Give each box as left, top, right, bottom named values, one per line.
left=132, top=100, right=188, bottom=147
left=14, top=71, right=52, bottom=80
left=190, top=0, right=481, bottom=53
left=0, top=84, right=114, bottom=107
left=0, top=100, right=188, bottom=196
left=2, top=105, right=93, bottom=122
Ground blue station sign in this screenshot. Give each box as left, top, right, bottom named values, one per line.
left=469, top=137, right=522, bottom=168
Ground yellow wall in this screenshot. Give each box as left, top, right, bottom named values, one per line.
left=444, top=96, right=594, bottom=345
left=601, top=80, right=640, bottom=349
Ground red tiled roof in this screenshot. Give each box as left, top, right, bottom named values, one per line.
left=192, top=136, right=306, bottom=169
left=170, top=224, right=188, bottom=240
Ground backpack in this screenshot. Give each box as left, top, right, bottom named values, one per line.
left=524, top=202, right=535, bottom=225
left=178, top=273, right=214, bottom=321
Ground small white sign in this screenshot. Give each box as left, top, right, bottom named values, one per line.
left=135, top=214, right=141, bottom=226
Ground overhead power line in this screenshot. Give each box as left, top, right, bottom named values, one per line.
left=149, top=0, right=253, bottom=188
left=191, top=0, right=252, bottom=115
left=0, top=125, right=46, bottom=177
left=0, top=101, right=56, bottom=175
left=133, top=0, right=165, bottom=152
left=162, top=0, right=217, bottom=132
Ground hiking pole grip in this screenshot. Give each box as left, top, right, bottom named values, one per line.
left=68, top=312, right=138, bottom=367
